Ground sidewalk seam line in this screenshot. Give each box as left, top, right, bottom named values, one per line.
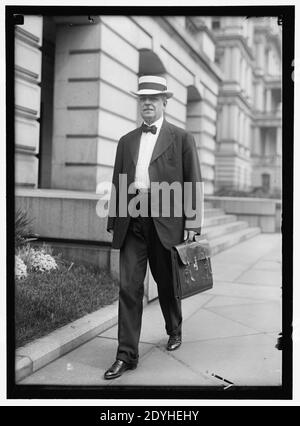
left=162, top=349, right=229, bottom=386
left=203, top=301, right=279, bottom=309
left=202, top=305, right=281, bottom=334
left=181, top=331, right=274, bottom=344
left=233, top=252, right=282, bottom=283
left=202, top=290, right=279, bottom=302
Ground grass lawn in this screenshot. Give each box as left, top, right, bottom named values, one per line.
left=15, top=262, right=119, bottom=348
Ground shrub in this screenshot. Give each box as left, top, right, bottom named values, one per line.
left=15, top=255, right=27, bottom=280
left=15, top=208, right=38, bottom=248
left=14, top=239, right=119, bottom=348
left=16, top=244, right=59, bottom=274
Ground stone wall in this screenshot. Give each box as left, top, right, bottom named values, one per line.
left=15, top=16, right=43, bottom=188
left=15, top=15, right=221, bottom=195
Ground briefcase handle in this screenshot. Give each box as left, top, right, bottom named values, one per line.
left=183, top=240, right=212, bottom=272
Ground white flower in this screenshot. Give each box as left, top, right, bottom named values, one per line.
left=16, top=245, right=58, bottom=273
left=30, top=251, right=58, bottom=272
left=15, top=255, right=27, bottom=279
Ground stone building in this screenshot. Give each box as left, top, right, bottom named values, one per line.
left=14, top=14, right=282, bottom=300
left=15, top=15, right=221, bottom=195
left=212, top=16, right=282, bottom=194
left=15, top=16, right=281, bottom=194
left=15, top=14, right=282, bottom=196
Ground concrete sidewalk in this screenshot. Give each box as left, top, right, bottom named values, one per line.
left=18, top=233, right=282, bottom=387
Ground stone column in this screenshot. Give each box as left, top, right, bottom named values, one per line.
left=276, top=101, right=282, bottom=116
left=222, top=104, right=229, bottom=138
left=267, top=48, right=272, bottom=74
left=257, top=41, right=264, bottom=70
left=232, top=47, right=240, bottom=82
left=265, top=89, right=272, bottom=112
left=248, top=121, right=253, bottom=154
left=233, top=105, right=239, bottom=141
left=224, top=47, right=231, bottom=79
left=275, top=126, right=282, bottom=191
left=243, top=115, right=247, bottom=152
left=51, top=21, right=102, bottom=190
left=239, top=110, right=244, bottom=146
left=247, top=65, right=251, bottom=98
left=252, top=127, right=261, bottom=155
left=248, top=19, right=253, bottom=46
left=240, top=58, right=245, bottom=92
left=247, top=66, right=252, bottom=100
left=244, top=116, right=248, bottom=149
left=52, top=17, right=139, bottom=191
left=276, top=126, right=282, bottom=156
left=256, top=82, right=264, bottom=111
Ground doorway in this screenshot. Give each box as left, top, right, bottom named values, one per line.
left=38, top=17, right=56, bottom=188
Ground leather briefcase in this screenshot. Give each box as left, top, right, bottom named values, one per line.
left=171, top=238, right=213, bottom=299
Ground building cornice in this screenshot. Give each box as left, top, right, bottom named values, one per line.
left=218, top=88, right=253, bottom=113
left=254, top=24, right=282, bottom=58
left=162, top=17, right=223, bottom=82
left=186, top=17, right=217, bottom=44
left=253, top=71, right=282, bottom=87
left=215, top=33, right=254, bottom=61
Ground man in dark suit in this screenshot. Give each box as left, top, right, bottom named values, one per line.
left=104, top=75, right=204, bottom=380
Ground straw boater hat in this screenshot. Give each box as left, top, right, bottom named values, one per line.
left=131, top=75, right=173, bottom=99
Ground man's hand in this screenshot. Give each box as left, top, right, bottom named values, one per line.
left=184, top=230, right=198, bottom=242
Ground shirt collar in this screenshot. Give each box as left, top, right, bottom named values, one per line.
left=143, top=115, right=164, bottom=133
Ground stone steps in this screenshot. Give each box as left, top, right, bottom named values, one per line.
left=152, top=205, right=261, bottom=301
left=209, top=226, right=261, bottom=256
left=202, top=220, right=248, bottom=240
left=204, top=214, right=238, bottom=227
left=198, top=206, right=261, bottom=256
left=204, top=208, right=225, bottom=218
left=204, top=201, right=214, bottom=209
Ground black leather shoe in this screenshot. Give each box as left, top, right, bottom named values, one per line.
left=104, top=359, right=137, bottom=380
left=167, top=335, right=182, bottom=351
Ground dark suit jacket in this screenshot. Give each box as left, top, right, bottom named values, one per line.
left=107, top=119, right=203, bottom=250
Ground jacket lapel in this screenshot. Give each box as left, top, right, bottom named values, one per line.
left=150, top=119, right=174, bottom=164
left=129, top=127, right=143, bottom=166
left=128, top=119, right=174, bottom=166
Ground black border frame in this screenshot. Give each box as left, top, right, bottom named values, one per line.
left=6, top=5, right=294, bottom=401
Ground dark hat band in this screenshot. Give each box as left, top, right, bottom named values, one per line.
left=138, top=82, right=167, bottom=92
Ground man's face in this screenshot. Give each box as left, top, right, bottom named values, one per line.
left=139, top=94, right=167, bottom=124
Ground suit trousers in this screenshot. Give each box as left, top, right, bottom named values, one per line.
left=116, top=214, right=182, bottom=365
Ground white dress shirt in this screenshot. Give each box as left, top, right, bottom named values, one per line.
left=134, top=115, right=164, bottom=190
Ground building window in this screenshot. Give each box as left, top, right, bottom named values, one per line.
left=262, top=173, right=271, bottom=192
left=212, top=19, right=221, bottom=30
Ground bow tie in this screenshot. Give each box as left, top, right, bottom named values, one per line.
left=141, top=123, right=157, bottom=134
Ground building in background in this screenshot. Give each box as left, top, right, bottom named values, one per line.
left=14, top=15, right=282, bottom=197
left=14, top=15, right=282, bottom=300
left=211, top=16, right=282, bottom=195
left=15, top=15, right=221, bottom=195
